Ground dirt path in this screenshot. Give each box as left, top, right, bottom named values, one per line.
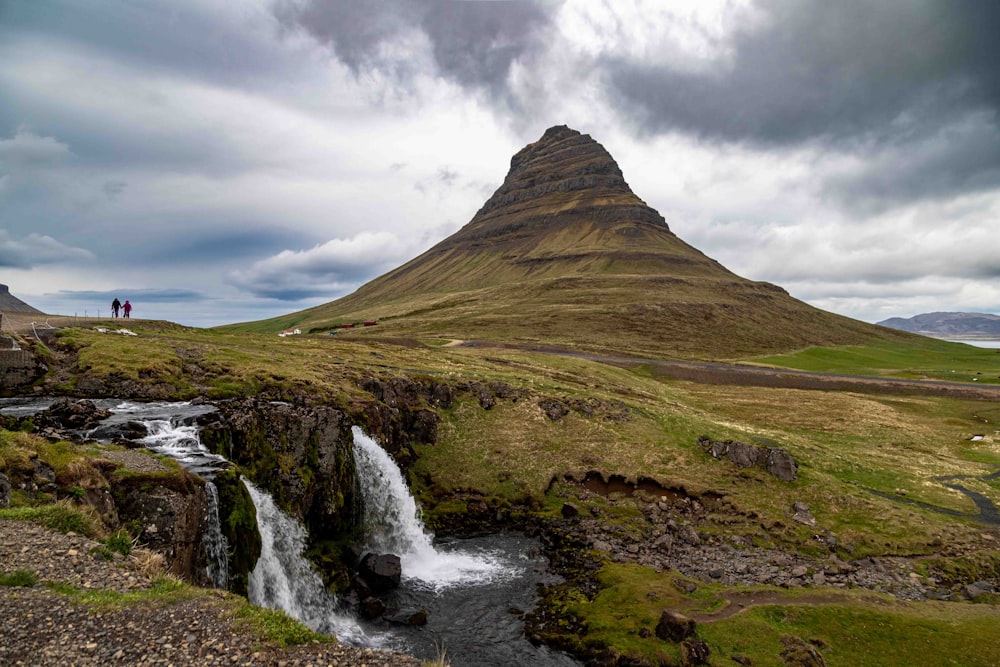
left=686, top=590, right=870, bottom=623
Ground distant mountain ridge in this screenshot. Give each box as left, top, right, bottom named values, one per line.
left=878, top=312, right=1000, bottom=339
left=0, top=284, right=42, bottom=314
left=230, top=125, right=914, bottom=359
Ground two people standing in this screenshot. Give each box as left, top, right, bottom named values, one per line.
left=111, top=298, right=133, bottom=318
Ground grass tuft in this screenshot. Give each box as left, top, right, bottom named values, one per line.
left=0, top=569, right=39, bottom=587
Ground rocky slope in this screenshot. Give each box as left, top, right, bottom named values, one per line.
left=0, top=284, right=42, bottom=314
left=0, top=520, right=422, bottom=667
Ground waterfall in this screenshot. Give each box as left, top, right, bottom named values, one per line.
left=203, top=482, right=229, bottom=589
left=352, top=426, right=513, bottom=590
left=243, top=479, right=374, bottom=645
left=138, top=418, right=229, bottom=478
left=135, top=414, right=231, bottom=587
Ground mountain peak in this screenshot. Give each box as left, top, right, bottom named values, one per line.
left=464, top=125, right=666, bottom=244
left=248, top=126, right=908, bottom=359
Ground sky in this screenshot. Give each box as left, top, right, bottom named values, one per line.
left=1, top=0, right=999, bottom=328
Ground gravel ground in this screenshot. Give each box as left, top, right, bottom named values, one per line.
left=0, top=520, right=424, bottom=666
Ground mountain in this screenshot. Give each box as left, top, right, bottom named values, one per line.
left=0, top=284, right=43, bottom=314
left=878, top=312, right=1000, bottom=339
left=233, top=125, right=913, bottom=359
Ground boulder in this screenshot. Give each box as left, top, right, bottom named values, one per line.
left=358, top=553, right=402, bottom=593
left=561, top=502, right=580, bottom=519
left=681, top=638, right=711, bottom=665
left=38, top=397, right=112, bottom=430
left=766, top=448, right=798, bottom=482
left=539, top=399, right=570, bottom=421
left=655, top=610, right=696, bottom=642
left=779, top=635, right=827, bottom=666
left=360, top=596, right=386, bottom=619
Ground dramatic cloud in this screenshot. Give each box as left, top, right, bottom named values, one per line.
left=228, top=232, right=412, bottom=300
left=2, top=0, right=998, bottom=326
left=275, top=0, right=551, bottom=104
left=0, top=231, right=94, bottom=268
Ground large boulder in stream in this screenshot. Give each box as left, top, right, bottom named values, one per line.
left=35, top=398, right=113, bottom=431
left=358, top=553, right=402, bottom=593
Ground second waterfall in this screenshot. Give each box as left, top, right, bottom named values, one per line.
left=352, top=426, right=514, bottom=588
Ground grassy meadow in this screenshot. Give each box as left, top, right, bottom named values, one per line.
left=9, top=322, right=1000, bottom=665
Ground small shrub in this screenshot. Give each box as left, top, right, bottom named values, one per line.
left=0, top=569, right=38, bottom=587
left=104, top=529, right=134, bottom=557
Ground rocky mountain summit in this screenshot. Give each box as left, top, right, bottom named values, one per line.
left=252, top=125, right=912, bottom=359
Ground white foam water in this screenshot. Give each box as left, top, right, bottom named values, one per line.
left=203, top=482, right=230, bottom=589
left=352, top=426, right=517, bottom=590
left=243, top=479, right=376, bottom=645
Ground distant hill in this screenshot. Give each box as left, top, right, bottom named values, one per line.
left=0, top=284, right=43, bottom=315
left=226, top=125, right=915, bottom=359
left=878, top=312, right=1000, bottom=339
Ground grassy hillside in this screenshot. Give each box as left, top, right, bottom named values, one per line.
left=27, top=320, right=1000, bottom=665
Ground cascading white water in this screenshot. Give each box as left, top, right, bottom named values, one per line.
left=352, top=426, right=514, bottom=590
left=203, top=482, right=229, bottom=589
left=134, top=414, right=232, bottom=587
left=138, top=418, right=229, bottom=477
left=242, top=479, right=375, bottom=645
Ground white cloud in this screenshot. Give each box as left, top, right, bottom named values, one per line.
left=227, top=231, right=412, bottom=299
left=0, top=230, right=94, bottom=269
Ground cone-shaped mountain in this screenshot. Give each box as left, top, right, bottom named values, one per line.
left=243, top=126, right=906, bottom=358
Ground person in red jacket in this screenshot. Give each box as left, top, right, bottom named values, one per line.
left=123, top=300, right=132, bottom=318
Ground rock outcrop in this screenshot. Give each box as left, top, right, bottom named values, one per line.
left=198, top=398, right=359, bottom=573
left=111, top=471, right=211, bottom=585
left=697, top=436, right=798, bottom=481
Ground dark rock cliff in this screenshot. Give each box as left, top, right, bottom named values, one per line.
left=111, top=472, right=211, bottom=585
left=199, top=398, right=359, bottom=543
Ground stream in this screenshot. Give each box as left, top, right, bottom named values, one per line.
left=0, top=397, right=581, bottom=666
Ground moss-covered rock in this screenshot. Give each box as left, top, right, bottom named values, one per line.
left=213, top=468, right=261, bottom=596
left=199, top=398, right=358, bottom=553
left=109, top=468, right=209, bottom=585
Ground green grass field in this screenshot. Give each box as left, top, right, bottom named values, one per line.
left=11, top=322, right=1000, bottom=666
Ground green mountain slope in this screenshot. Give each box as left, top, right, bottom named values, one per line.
left=225, top=126, right=913, bottom=359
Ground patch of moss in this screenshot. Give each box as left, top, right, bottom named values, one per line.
left=0, top=502, right=101, bottom=536
left=213, top=469, right=261, bottom=596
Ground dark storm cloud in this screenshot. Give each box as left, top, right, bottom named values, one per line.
left=607, top=1, right=1000, bottom=147
left=821, top=113, right=1000, bottom=211
left=274, top=0, right=551, bottom=100
left=603, top=1, right=1000, bottom=210
left=0, top=1, right=289, bottom=92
